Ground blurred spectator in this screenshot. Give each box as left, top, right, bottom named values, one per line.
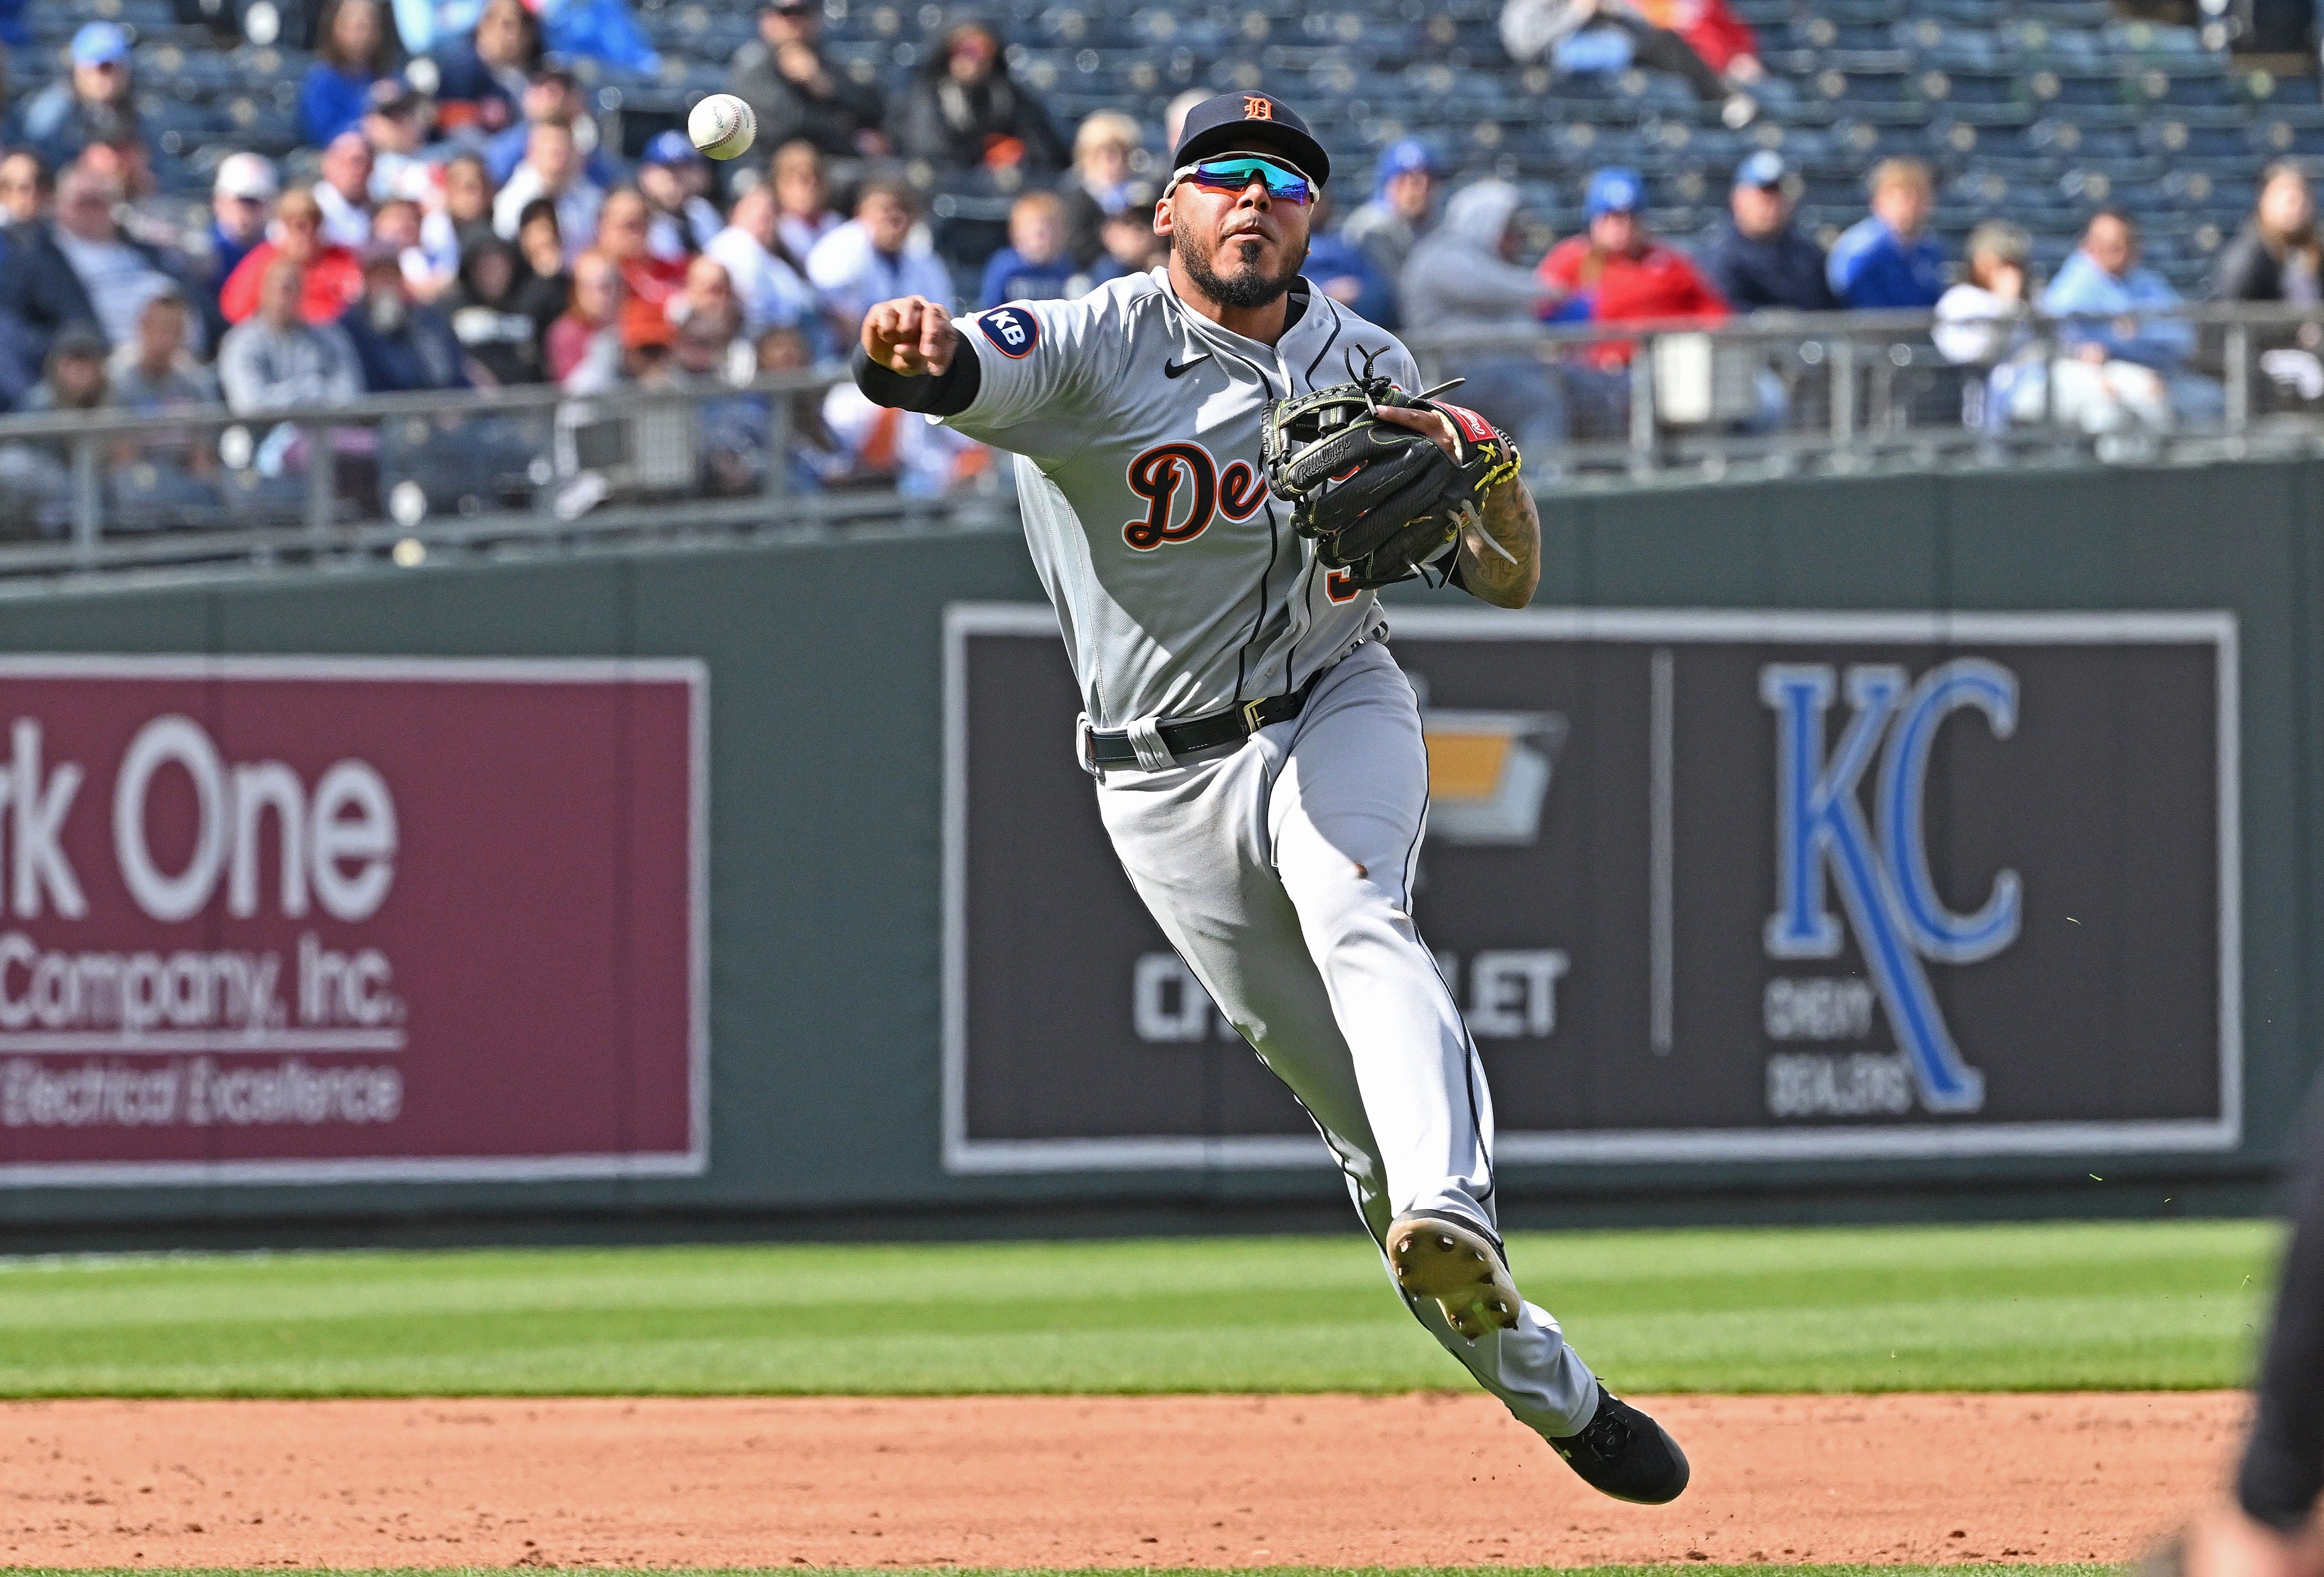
left=512, top=199, right=573, bottom=330
left=0, top=149, right=48, bottom=230
left=670, top=257, right=751, bottom=366
left=317, top=132, right=378, bottom=248
left=705, top=184, right=818, bottom=336
left=546, top=246, right=622, bottom=381
left=442, top=234, right=543, bottom=383
left=1934, top=219, right=2041, bottom=430
left=414, top=151, right=495, bottom=298
left=757, top=323, right=852, bottom=489
left=1538, top=166, right=1726, bottom=370
left=2210, top=163, right=2324, bottom=406
left=808, top=178, right=952, bottom=329
left=362, top=77, right=440, bottom=206
left=341, top=246, right=467, bottom=391
left=195, top=153, right=278, bottom=346
left=771, top=140, right=841, bottom=263
left=1161, top=89, right=1208, bottom=154
left=981, top=190, right=1079, bottom=308
left=221, top=186, right=366, bottom=326
left=494, top=118, right=603, bottom=264
left=2214, top=163, right=2320, bottom=306
left=822, top=375, right=987, bottom=494
left=1500, top=0, right=1755, bottom=125
left=1636, top=0, right=1763, bottom=83
left=2042, top=208, right=2224, bottom=426
left=540, top=0, right=662, bottom=77
left=303, top=0, right=402, bottom=148
left=889, top=18, right=1067, bottom=174
left=596, top=186, right=687, bottom=309
left=638, top=133, right=722, bottom=263
left=105, top=292, right=221, bottom=495
left=1400, top=179, right=1571, bottom=458
left=19, top=325, right=107, bottom=415
left=1343, top=139, right=1439, bottom=284
left=217, top=260, right=364, bottom=414
left=19, top=24, right=139, bottom=175
left=1088, top=206, right=1164, bottom=283
left=431, top=0, right=540, bottom=137
left=1304, top=188, right=1396, bottom=328
left=1705, top=151, right=1836, bottom=313
left=730, top=0, right=888, bottom=162
left=1828, top=158, right=1945, bottom=310
left=0, top=162, right=188, bottom=380
left=483, top=66, right=619, bottom=188
left=1060, top=111, right=1147, bottom=269
left=0, top=325, right=111, bottom=531
left=77, top=110, right=160, bottom=208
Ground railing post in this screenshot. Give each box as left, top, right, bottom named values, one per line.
left=2224, top=319, right=2250, bottom=435
left=304, top=421, right=335, bottom=544
left=1829, top=336, right=1856, bottom=453
left=71, top=434, right=99, bottom=567
left=1628, top=335, right=1656, bottom=474
left=764, top=386, right=792, bottom=503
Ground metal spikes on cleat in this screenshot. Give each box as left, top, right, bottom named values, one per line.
left=1384, top=1211, right=1522, bottom=1342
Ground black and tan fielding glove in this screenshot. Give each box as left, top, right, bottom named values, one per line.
left=1260, top=371, right=1522, bottom=590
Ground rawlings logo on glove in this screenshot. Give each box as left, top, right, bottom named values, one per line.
left=1259, top=361, right=1521, bottom=592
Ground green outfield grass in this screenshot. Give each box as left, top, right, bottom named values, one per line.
left=0, top=1220, right=2270, bottom=1397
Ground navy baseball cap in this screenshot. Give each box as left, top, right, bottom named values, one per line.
left=1735, top=149, right=1789, bottom=188
left=1171, top=91, right=1330, bottom=188
left=1585, top=165, right=1644, bottom=218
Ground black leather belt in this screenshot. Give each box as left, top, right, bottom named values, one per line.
left=1085, top=672, right=1321, bottom=767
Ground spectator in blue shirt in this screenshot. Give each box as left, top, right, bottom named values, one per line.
left=18, top=24, right=141, bottom=175
left=2042, top=207, right=2224, bottom=425
left=302, top=0, right=402, bottom=147
left=981, top=190, right=1081, bottom=309
left=1304, top=187, right=1398, bottom=328
left=1827, top=157, right=1946, bottom=310
left=1705, top=152, right=1837, bottom=313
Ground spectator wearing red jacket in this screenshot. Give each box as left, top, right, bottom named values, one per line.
left=1538, top=167, right=1726, bottom=372
left=219, top=186, right=367, bottom=327
left=1631, top=0, right=1762, bottom=80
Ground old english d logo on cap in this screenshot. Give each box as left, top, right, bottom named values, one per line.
left=1243, top=96, right=1273, bottom=119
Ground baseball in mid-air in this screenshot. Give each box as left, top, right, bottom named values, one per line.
left=688, top=94, right=756, bottom=159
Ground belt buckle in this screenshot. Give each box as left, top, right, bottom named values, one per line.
left=1241, top=697, right=1265, bottom=735
left=1075, top=713, right=1099, bottom=776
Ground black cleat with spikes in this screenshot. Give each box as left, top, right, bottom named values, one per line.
left=1549, top=1383, right=1691, bottom=1505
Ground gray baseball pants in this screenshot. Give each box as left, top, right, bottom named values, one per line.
left=1091, top=637, right=1601, bottom=1439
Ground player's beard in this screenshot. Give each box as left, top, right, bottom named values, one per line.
left=1175, top=226, right=1307, bottom=310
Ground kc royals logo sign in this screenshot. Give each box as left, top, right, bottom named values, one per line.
left=1761, top=660, right=2021, bottom=1115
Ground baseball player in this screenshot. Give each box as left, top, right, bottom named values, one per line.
left=853, top=90, right=1687, bottom=1504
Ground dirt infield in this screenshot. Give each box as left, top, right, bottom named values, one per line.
left=0, top=1392, right=2238, bottom=1568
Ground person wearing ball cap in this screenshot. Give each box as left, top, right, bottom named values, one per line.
left=846, top=86, right=1693, bottom=1508
left=639, top=129, right=722, bottom=262
left=1538, top=164, right=1726, bottom=374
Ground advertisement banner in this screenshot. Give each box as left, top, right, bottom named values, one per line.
left=944, top=604, right=2239, bottom=1173
left=0, top=656, right=706, bottom=1185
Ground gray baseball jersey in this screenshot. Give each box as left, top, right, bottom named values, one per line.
left=941, top=267, right=1420, bottom=730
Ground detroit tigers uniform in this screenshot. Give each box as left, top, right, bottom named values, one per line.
left=926, top=264, right=1601, bottom=1441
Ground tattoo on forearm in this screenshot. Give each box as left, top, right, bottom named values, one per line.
left=1458, top=478, right=1541, bottom=607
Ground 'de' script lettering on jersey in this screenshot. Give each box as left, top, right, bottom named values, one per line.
left=941, top=268, right=1423, bottom=729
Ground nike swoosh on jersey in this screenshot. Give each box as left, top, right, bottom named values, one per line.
left=1163, top=355, right=1211, bottom=378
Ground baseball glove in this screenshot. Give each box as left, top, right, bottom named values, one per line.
left=1260, top=368, right=1522, bottom=590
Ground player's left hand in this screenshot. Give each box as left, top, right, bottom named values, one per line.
left=1370, top=403, right=1460, bottom=464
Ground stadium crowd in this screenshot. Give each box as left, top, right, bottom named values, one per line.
left=0, top=0, right=2307, bottom=524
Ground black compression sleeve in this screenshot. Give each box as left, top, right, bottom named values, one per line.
left=2239, top=1080, right=2324, bottom=1531
left=850, top=339, right=982, bottom=417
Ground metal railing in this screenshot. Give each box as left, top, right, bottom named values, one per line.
left=1406, top=300, right=2324, bottom=486
left=2, top=300, right=2322, bottom=585
left=0, top=366, right=1015, bottom=583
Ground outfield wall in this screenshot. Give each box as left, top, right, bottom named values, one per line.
left=0, top=456, right=2317, bottom=1234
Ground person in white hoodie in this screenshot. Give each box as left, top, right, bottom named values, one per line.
left=1398, top=178, right=1571, bottom=459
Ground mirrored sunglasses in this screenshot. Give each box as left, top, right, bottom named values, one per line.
left=1181, top=155, right=1313, bottom=205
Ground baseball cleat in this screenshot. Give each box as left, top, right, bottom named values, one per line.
left=1549, top=1383, right=1690, bottom=1505
left=1384, top=1210, right=1522, bottom=1341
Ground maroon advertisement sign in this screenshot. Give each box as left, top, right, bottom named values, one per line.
left=0, top=657, right=706, bottom=1185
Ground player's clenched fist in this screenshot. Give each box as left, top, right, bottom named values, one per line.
left=862, top=295, right=957, bottom=377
